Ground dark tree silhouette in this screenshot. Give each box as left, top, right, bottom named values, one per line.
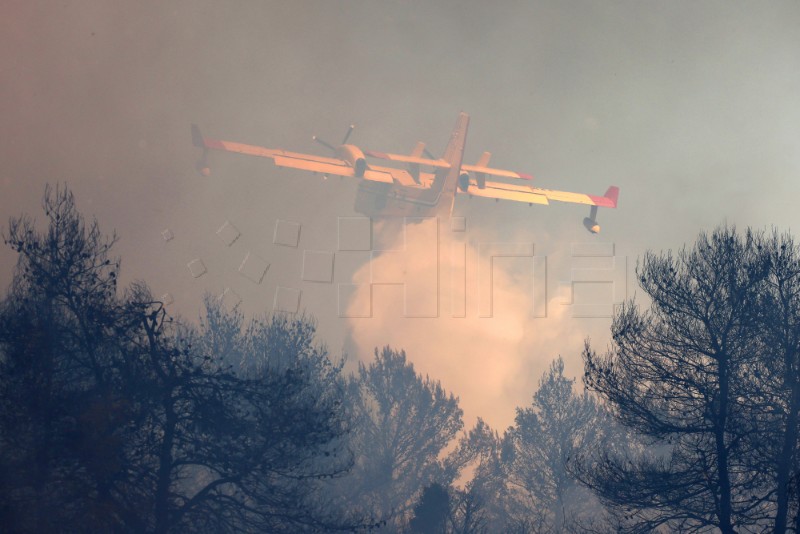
left=410, top=482, right=450, bottom=534
left=336, top=346, right=463, bottom=529
left=751, top=232, right=800, bottom=533
left=444, top=419, right=506, bottom=533
left=0, top=185, right=130, bottom=531
left=444, top=360, right=616, bottom=534
left=0, top=185, right=361, bottom=533
left=447, top=483, right=490, bottom=534
left=506, top=357, right=604, bottom=532
left=580, top=226, right=778, bottom=532
left=192, top=299, right=358, bottom=532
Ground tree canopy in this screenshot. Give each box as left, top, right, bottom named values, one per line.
left=581, top=226, right=800, bottom=533
left=8, top=189, right=800, bottom=532
left=0, top=185, right=360, bottom=533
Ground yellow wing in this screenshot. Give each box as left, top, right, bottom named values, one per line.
left=194, top=126, right=398, bottom=184
left=193, top=125, right=619, bottom=210
left=461, top=177, right=619, bottom=208
left=364, top=149, right=536, bottom=181
left=270, top=156, right=397, bottom=183
left=465, top=180, right=549, bottom=204
left=363, top=149, right=450, bottom=169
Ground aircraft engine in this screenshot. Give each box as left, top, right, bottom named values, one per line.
left=337, top=144, right=367, bottom=177
left=458, top=172, right=470, bottom=192
left=583, top=217, right=601, bottom=234
left=475, top=172, right=486, bottom=189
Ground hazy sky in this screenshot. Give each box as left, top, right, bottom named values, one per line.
left=2, top=0, right=799, bottom=430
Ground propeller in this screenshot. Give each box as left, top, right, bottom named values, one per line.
left=312, top=135, right=336, bottom=152
left=341, top=124, right=355, bottom=144
left=313, top=124, right=356, bottom=154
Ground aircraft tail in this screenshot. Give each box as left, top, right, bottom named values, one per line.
left=603, top=186, right=619, bottom=208
left=191, top=124, right=211, bottom=176
left=410, top=141, right=426, bottom=158
left=431, top=112, right=469, bottom=216
left=441, top=112, right=469, bottom=169
left=191, top=124, right=206, bottom=148
left=583, top=187, right=620, bottom=233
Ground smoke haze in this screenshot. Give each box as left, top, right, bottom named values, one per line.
left=2, top=0, right=799, bottom=429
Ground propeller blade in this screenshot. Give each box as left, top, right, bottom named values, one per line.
left=423, top=147, right=437, bottom=160
left=312, top=135, right=337, bottom=153
left=342, top=124, right=355, bottom=144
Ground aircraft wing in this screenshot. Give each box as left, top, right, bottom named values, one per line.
left=460, top=164, right=533, bottom=181
left=463, top=179, right=549, bottom=204
left=363, top=150, right=451, bottom=169
left=462, top=179, right=619, bottom=208
left=532, top=186, right=619, bottom=207
left=367, top=165, right=419, bottom=186
left=272, top=156, right=394, bottom=183
left=194, top=126, right=395, bottom=184
left=364, top=150, right=535, bottom=182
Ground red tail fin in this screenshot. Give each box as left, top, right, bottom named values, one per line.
left=604, top=186, right=619, bottom=208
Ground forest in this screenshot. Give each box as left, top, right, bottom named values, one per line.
left=2, top=185, right=800, bottom=533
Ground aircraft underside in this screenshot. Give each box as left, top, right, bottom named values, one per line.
left=353, top=181, right=440, bottom=218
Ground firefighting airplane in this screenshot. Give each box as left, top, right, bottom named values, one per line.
left=191, top=112, right=619, bottom=233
